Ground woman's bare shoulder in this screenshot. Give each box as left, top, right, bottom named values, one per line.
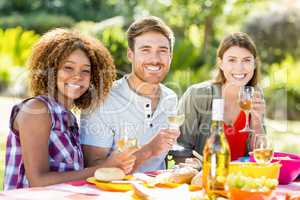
left=15, top=98, right=51, bottom=130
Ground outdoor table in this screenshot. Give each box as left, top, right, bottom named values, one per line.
left=1, top=179, right=300, bottom=200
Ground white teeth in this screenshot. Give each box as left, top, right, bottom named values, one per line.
left=66, top=83, right=80, bottom=89
left=232, top=74, right=246, bottom=79
left=145, top=66, right=160, bottom=72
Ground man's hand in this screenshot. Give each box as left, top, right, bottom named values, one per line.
left=146, top=128, right=180, bottom=157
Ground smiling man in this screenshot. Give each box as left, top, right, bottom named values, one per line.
left=80, top=16, right=179, bottom=173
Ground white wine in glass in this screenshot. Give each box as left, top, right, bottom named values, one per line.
left=167, top=114, right=185, bottom=128
left=167, top=112, right=185, bottom=151
left=253, top=134, right=273, bottom=164
left=253, top=149, right=274, bottom=164
left=116, top=137, right=138, bottom=152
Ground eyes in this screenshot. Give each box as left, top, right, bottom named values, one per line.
left=225, top=57, right=254, bottom=67
left=139, top=47, right=169, bottom=55
left=62, top=65, right=91, bottom=76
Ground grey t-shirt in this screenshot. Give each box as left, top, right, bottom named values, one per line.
left=177, top=81, right=257, bottom=158
left=80, top=76, right=178, bottom=172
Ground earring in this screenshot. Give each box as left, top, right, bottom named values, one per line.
left=89, top=84, right=94, bottom=91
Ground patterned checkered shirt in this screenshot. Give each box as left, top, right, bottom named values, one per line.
left=4, top=95, right=84, bottom=190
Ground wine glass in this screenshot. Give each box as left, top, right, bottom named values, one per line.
left=116, top=127, right=138, bottom=152
left=238, top=86, right=254, bottom=132
left=253, top=134, right=273, bottom=164
left=167, top=110, right=185, bottom=151
left=167, top=113, right=185, bottom=129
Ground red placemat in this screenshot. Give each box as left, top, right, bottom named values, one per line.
left=65, top=180, right=89, bottom=186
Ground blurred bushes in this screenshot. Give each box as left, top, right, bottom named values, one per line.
left=0, top=69, right=9, bottom=92
left=263, top=57, right=300, bottom=120
left=165, top=36, right=211, bottom=96
left=243, top=7, right=300, bottom=120
left=98, top=26, right=130, bottom=75
left=0, top=27, right=39, bottom=93
left=243, top=8, right=300, bottom=66
left=165, top=66, right=212, bottom=97
left=0, top=12, right=75, bottom=34
left=0, top=27, right=39, bottom=67
left=0, top=1, right=299, bottom=121
left=74, top=18, right=130, bottom=77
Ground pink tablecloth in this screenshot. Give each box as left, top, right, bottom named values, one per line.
left=1, top=180, right=300, bottom=200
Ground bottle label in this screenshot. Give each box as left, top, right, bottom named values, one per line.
left=211, top=154, right=216, bottom=177
left=212, top=99, right=224, bottom=121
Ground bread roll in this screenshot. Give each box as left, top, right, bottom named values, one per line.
left=94, top=167, right=125, bottom=182
left=155, top=167, right=198, bottom=184
left=169, top=167, right=198, bottom=184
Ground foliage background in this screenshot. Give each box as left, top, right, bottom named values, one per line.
left=1, top=0, right=299, bottom=119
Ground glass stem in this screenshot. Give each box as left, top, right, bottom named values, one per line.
left=245, top=110, right=250, bottom=129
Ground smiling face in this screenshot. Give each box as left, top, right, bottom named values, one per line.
left=56, top=49, right=91, bottom=106
left=220, top=46, right=255, bottom=86
left=127, top=31, right=172, bottom=85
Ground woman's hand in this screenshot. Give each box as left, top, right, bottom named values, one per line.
left=251, top=89, right=266, bottom=130
left=104, top=147, right=138, bottom=174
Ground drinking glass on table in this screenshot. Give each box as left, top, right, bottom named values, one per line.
left=253, top=134, right=274, bottom=164
left=238, top=86, right=254, bottom=132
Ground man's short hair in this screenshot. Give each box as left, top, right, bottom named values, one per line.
left=127, top=16, right=175, bottom=52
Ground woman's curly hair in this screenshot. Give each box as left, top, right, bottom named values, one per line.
left=28, top=28, right=116, bottom=111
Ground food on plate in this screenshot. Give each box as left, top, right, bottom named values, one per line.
left=227, top=173, right=278, bottom=200
left=132, top=182, right=191, bottom=200
left=227, top=172, right=278, bottom=192
left=94, top=167, right=125, bottom=182
left=154, top=167, right=198, bottom=185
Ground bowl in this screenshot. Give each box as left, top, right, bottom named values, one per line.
left=229, top=188, right=272, bottom=200
left=249, top=152, right=300, bottom=184
left=229, top=162, right=281, bottom=179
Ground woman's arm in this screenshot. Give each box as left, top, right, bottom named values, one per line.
left=251, top=88, right=266, bottom=133
left=16, top=99, right=105, bottom=187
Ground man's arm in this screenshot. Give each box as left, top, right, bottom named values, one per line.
left=131, top=128, right=180, bottom=172
left=131, top=143, right=153, bottom=171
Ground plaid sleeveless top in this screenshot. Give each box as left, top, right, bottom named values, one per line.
left=4, top=95, right=84, bottom=190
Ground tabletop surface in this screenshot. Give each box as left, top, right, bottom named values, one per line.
left=1, top=180, right=300, bottom=200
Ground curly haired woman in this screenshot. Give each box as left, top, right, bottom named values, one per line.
left=4, top=28, right=137, bottom=190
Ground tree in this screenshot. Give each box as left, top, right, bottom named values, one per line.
left=243, top=7, right=300, bottom=65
